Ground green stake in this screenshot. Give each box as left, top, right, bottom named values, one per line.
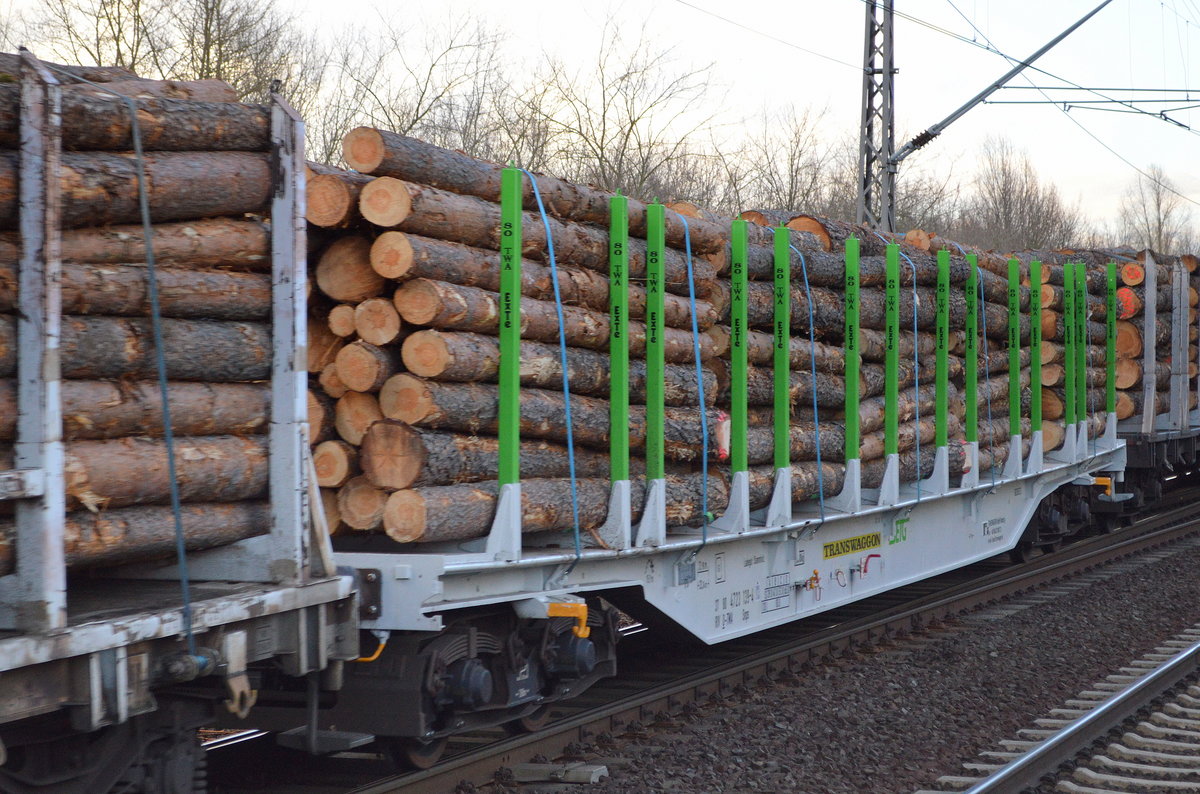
left=609, top=195, right=629, bottom=482
left=1074, top=263, right=1088, bottom=423
left=1030, top=261, right=1043, bottom=429
left=731, top=219, right=749, bottom=474
left=885, top=244, right=899, bottom=457
left=1062, top=262, right=1077, bottom=427
left=645, top=204, right=666, bottom=482
left=935, top=249, right=949, bottom=448
left=965, top=255, right=979, bottom=444
left=772, top=227, right=791, bottom=471
left=1007, top=259, right=1021, bottom=438
left=844, top=238, right=861, bottom=460
left=1106, top=262, right=1117, bottom=415
left=497, top=168, right=522, bottom=487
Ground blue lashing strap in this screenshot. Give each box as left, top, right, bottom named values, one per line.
left=669, top=211, right=710, bottom=554
left=43, top=64, right=200, bottom=659
left=521, top=170, right=584, bottom=569
left=789, top=244, right=825, bottom=521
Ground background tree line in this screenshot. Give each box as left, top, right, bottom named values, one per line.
left=6, top=0, right=1193, bottom=254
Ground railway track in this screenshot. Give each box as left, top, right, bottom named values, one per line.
left=923, top=622, right=1200, bottom=793
left=206, top=483, right=1200, bottom=794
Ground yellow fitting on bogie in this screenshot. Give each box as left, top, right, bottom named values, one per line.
left=548, top=602, right=591, bottom=638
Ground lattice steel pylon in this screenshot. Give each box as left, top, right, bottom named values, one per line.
left=856, top=0, right=896, bottom=232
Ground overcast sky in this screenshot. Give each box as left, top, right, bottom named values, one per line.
left=287, top=0, right=1198, bottom=225
left=22, top=0, right=1200, bottom=225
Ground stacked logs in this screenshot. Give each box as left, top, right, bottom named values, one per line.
left=305, top=128, right=1053, bottom=548
left=0, top=63, right=278, bottom=576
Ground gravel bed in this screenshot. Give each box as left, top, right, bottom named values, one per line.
left=497, top=539, right=1200, bottom=794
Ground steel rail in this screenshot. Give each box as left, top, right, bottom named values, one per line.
left=964, top=639, right=1200, bottom=793
left=346, top=487, right=1200, bottom=794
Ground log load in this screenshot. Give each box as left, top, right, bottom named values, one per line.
left=369, top=231, right=718, bottom=326
left=1040, top=283, right=1107, bottom=316
left=787, top=216, right=886, bottom=256
left=341, top=126, right=726, bottom=254
left=0, top=151, right=272, bottom=229
left=0, top=381, right=269, bottom=440
left=356, top=177, right=718, bottom=298
left=0, top=217, right=271, bottom=268
left=0, top=502, right=270, bottom=576
left=0, top=316, right=269, bottom=381
left=309, top=390, right=335, bottom=444
left=354, top=298, right=404, bottom=346
left=359, top=421, right=614, bottom=490
left=334, top=341, right=402, bottom=393
left=1114, top=285, right=1181, bottom=319
left=59, top=435, right=267, bottom=511
left=0, top=93, right=270, bottom=151
left=392, top=278, right=721, bottom=362
left=381, top=472, right=728, bottom=543
left=1115, top=317, right=1174, bottom=358
left=327, top=304, right=357, bottom=338
left=0, top=53, right=135, bottom=82
left=0, top=263, right=270, bottom=320
left=399, top=330, right=717, bottom=405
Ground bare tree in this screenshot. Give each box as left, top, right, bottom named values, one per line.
left=538, top=20, right=717, bottom=198
left=34, top=0, right=168, bottom=74
left=735, top=106, right=830, bottom=215
left=1119, top=164, right=1193, bottom=253
left=954, top=137, right=1082, bottom=251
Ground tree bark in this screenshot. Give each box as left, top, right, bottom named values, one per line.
left=360, top=421, right=613, bottom=490
left=0, top=92, right=269, bottom=151
left=356, top=177, right=718, bottom=298
left=0, top=316, right=269, bottom=381
left=0, top=501, right=270, bottom=576
left=786, top=215, right=884, bottom=255
left=707, top=326, right=847, bottom=374
left=309, top=389, right=335, bottom=444
left=0, top=262, right=269, bottom=320
left=393, top=278, right=721, bottom=363
left=746, top=462, right=847, bottom=510
left=1041, top=283, right=1107, bottom=316
left=369, top=231, right=718, bottom=327
left=340, top=126, right=726, bottom=254
left=1115, top=285, right=1178, bottom=318
left=381, top=471, right=727, bottom=543
left=1040, top=309, right=1108, bottom=344
left=1040, top=341, right=1107, bottom=366
left=0, top=380, right=268, bottom=440
left=53, top=435, right=267, bottom=512
left=306, top=169, right=374, bottom=228
left=0, top=152, right=271, bottom=229
left=400, top=330, right=717, bottom=405
left=0, top=217, right=271, bottom=269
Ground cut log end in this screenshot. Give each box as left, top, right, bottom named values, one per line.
left=342, top=126, right=387, bottom=173
left=784, top=216, right=832, bottom=251
left=359, top=176, right=413, bottom=228
left=383, top=489, right=425, bottom=543
left=328, top=304, right=357, bottom=338
left=337, top=475, right=387, bottom=530
left=307, top=174, right=358, bottom=227
left=354, top=297, right=403, bottom=346
left=1121, top=262, right=1146, bottom=286
left=315, top=236, right=383, bottom=303
left=379, top=373, right=432, bottom=423
left=334, top=340, right=397, bottom=393
left=400, top=330, right=452, bottom=378
left=334, top=391, right=382, bottom=445
left=361, top=419, right=426, bottom=490
left=313, top=440, right=357, bottom=487
left=370, top=231, right=415, bottom=279
left=1115, top=320, right=1143, bottom=359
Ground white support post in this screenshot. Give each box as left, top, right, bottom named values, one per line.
left=961, top=441, right=981, bottom=489
left=827, top=459, right=863, bottom=512
left=635, top=479, right=667, bottom=547
left=485, top=482, right=523, bottom=560
left=1141, top=251, right=1158, bottom=436
left=595, top=480, right=632, bottom=550
left=763, top=467, right=793, bottom=528
left=0, top=52, right=66, bottom=632
left=1003, top=435, right=1023, bottom=479
left=1025, top=431, right=1044, bottom=475
left=711, top=471, right=750, bottom=533
left=871, top=454, right=901, bottom=506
